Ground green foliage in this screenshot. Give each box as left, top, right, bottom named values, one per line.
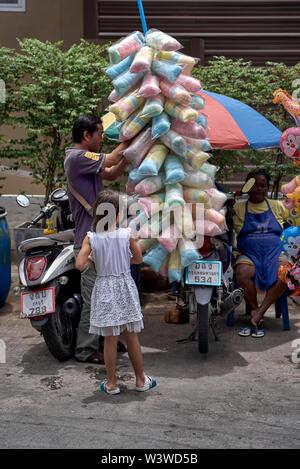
left=0, top=39, right=112, bottom=202
left=192, top=57, right=300, bottom=194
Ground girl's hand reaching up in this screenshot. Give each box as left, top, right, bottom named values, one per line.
left=76, top=235, right=93, bottom=271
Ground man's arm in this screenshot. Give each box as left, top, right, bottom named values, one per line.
left=101, top=157, right=128, bottom=181
left=102, top=142, right=130, bottom=168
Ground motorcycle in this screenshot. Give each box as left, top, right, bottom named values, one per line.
left=16, top=189, right=81, bottom=361
left=175, top=193, right=245, bottom=354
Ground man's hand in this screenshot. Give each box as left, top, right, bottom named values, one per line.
left=251, top=309, right=264, bottom=329
left=101, top=156, right=128, bottom=181
left=104, top=141, right=130, bottom=168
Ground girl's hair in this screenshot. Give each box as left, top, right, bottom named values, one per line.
left=93, top=189, right=120, bottom=232
left=246, top=168, right=270, bottom=187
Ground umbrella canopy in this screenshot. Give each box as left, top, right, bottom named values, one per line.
left=198, top=90, right=282, bottom=150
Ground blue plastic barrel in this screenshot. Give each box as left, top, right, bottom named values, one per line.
left=0, top=207, right=11, bottom=307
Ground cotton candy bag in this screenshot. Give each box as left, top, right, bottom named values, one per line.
left=108, top=31, right=144, bottom=64
left=159, top=78, right=192, bottom=106
left=168, top=247, right=183, bottom=283
left=152, top=112, right=170, bottom=139
left=152, top=60, right=184, bottom=83
left=171, top=119, right=206, bottom=138
left=165, top=183, right=185, bottom=209
left=138, top=72, right=161, bottom=97
left=178, top=237, right=201, bottom=267
left=137, top=237, right=158, bottom=254
left=174, top=205, right=195, bottom=239
left=160, top=130, right=187, bottom=157
left=119, top=108, right=151, bottom=141
left=158, top=224, right=180, bottom=253
left=164, top=99, right=198, bottom=122
left=182, top=170, right=214, bottom=189
left=130, top=46, right=154, bottom=73
left=137, top=143, right=169, bottom=176
left=140, top=94, right=164, bottom=118
left=186, top=147, right=210, bottom=170
left=135, top=174, right=165, bottom=196
left=138, top=193, right=165, bottom=217
left=104, top=53, right=136, bottom=79
left=175, top=74, right=202, bottom=92
left=123, top=127, right=156, bottom=167
left=113, top=70, right=146, bottom=98
left=146, top=29, right=183, bottom=51
left=183, top=188, right=211, bottom=205
left=156, top=51, right=199, bottom=75
left=109, top=89, right=146, bottom=122
left=164, top=154, right=185, bottom=184
left=143, top=243, right=169, bottom=273
left=205, top=188, right=227, bottom=211
left=183, top=136, right=211, bottom=152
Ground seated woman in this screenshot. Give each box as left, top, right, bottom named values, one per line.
left=233, top=169, right=289, bottom=332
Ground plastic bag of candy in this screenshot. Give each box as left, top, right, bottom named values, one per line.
left=140, top=94, right=164, bottom=118
left=137, top=143, right=169, bottom=176
left=138, top=72, right=161, bottom=97
left=164, top=153, right=185, bottom=184
left=123, top=126, right=156, bottom=167
left=146, top=29, right=183, bottom=51
left=108, top=31, right=144, bottom=64
left=130, top=46, right=154, bottom=73
left=152, top=111, right=170, bottom=139
left=109, top=89, right=145, bottom=122
left=164, top=99, right=198, bottom=122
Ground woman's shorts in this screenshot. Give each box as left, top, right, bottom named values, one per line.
left=234, top=251, right=254, bottom=267
left=234, top=250, right=289, bottom=269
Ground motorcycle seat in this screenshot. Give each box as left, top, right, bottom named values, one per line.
left=18, top=237, right=56, bottom=252
left=48, top=230, right=75, bottom=242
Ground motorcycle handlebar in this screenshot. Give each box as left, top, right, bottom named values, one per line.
left=29, top=211, right=46, bottom=226
left=29, top=205, right=56, bottom=226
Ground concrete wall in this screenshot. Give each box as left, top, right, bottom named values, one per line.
left=0, top=0, right=83, bottom=49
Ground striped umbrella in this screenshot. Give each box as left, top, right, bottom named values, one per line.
left=198, top=90, right=281, bottom=150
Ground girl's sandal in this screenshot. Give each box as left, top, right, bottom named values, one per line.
left=100, top=380, right=120, bottom=395
left=136, top=375, right=157, bottom=392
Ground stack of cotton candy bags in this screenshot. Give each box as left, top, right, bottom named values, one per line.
left=104, top=29, right=228, bottom=283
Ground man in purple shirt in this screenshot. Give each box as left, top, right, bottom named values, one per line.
left=65, top=114, right=128, bottom=363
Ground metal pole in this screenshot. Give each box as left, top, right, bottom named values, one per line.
left=137, top=0, right=148, bottom=35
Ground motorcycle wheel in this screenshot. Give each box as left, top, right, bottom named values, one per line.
left=41, top=304, right=76, bottom=361
left=197, top=303, right=209, bottom=354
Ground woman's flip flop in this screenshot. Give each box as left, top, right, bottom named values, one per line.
left=251, top=329, right=265, bottom=338
left=136, top=375, right=157, bottom=392
left=100, top=380, right=120, bottom=395
left=238, top=327, right=251, bottom=337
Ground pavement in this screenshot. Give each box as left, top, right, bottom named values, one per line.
left=0, top=264, right=299, bottom=450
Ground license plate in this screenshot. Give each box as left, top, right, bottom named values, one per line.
left=21, top=287, right=55, bottom=318
left=186, top=261, right=222, bottom=286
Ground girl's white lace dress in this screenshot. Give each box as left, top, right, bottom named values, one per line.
left=87, top=228, right=144, bottom=336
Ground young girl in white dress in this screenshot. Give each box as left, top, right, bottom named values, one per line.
left=76, top=189, right=157, bottom=395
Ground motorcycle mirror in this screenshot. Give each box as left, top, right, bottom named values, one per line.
left=50, top=188, right=67, bottom=202
left=16, top=194, right=30, bottom=208
left=241, top=178, right=255, bottom=193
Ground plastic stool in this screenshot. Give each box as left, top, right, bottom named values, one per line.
left=227, top=289, right=290, bottom=330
